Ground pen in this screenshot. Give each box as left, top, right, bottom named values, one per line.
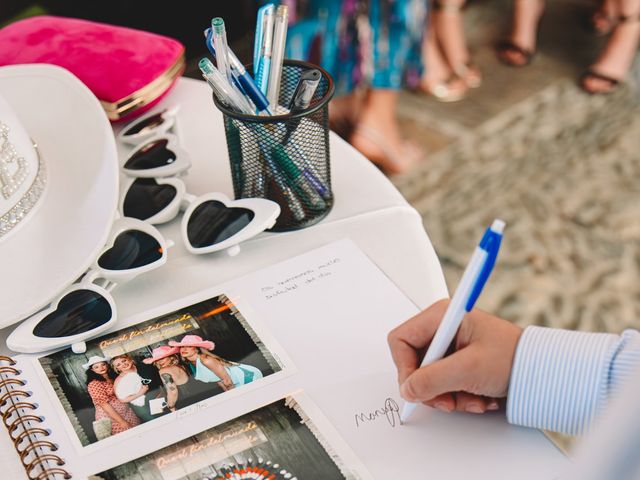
left=198, top=58, right=254, bottom=115
left=284, top=140, right=330, bottom=200
left=267, top=5, right=289, bottom=106
left=204, top=28, right=268, bottom=115
left=255, top=4, right=275, bottom=94
left=211, top=18, right=233, bottom=84
left=282, top=68, right=321, bottom=144
left=253, top=4, right=269, bottom=74
left=201, top=57, right=300, bottom=207
left=259, top=135, right=306, bottom=221
left=400, top=219, right=505, bottom=423
left=272, top=144, right=326, bottom=209
left=227, top=43, right=273, bottom=115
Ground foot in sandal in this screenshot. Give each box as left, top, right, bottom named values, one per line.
left=497, top=0, right=545, bottom=67
left=432, top=0, right=483, bottom=88
left=581, top=12, right=640, bottom=94
left=419, top=26, right=468, bottom=102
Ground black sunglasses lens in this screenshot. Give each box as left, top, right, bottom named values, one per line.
left=98, top=230, right=162, bottom=270
left=187, top=201, right=254, bottom=248
left=123, top=178, right=177, bottom=220
left=124, top=139, right=176, bottom=171
left=122, top=112, right=165, bottom=136
left=33, top=290, right=112, bottom=338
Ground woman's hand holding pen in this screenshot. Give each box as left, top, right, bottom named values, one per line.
left=388, top=299, right=523, bottom=414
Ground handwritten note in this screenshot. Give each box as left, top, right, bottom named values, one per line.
left=354, top=398, right=401, bottom=428
left=260, top=257, right=341, bottom=301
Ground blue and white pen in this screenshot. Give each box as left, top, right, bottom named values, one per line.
left=227, top=45, right=273, bottom=115
left=255, top=5, right=275, bottom=96
left=204, top=28, right=271, bottom=115
left=400, top=219, right=505, bottom=423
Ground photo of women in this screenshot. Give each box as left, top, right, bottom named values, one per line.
left=83, top=356, right=140, bottom=439
left=111, top=354, right=163, bottom=422
left=143, top=346, right=223, bottom=411
left=169, top=334, right=264, bottom=390
left=40, top=295, right=285, bottom=447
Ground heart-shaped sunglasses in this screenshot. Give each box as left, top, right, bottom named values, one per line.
left=117, top=106, right=180, bottom=145
left=7, top=218, right=171, bottom=353
left=119, top=134, right=280, bottom=256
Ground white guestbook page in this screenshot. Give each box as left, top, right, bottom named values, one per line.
left=14, top=238, right=568, bottom=478
left=224, top=238, right=568, bottom=479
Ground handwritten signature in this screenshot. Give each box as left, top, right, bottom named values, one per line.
left=354, top=398, right=400, bottom=428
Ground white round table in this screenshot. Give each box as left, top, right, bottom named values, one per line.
left=0, top=78, right=566, bottom=479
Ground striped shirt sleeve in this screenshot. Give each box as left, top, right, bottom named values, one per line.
left=506, top=326, right=640, bottom=435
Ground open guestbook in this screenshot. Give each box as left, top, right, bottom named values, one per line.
left=0, top=240, right=566, bottom=479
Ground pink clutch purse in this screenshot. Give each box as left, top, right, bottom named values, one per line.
left=0, top=15, right=185, bottom=121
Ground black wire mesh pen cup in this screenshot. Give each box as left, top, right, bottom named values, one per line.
left=213, top=60, right=335, bottom=232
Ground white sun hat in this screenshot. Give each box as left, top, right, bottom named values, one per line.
left=0, top=64, right=119, bottom=328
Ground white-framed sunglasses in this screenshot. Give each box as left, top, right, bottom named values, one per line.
left=121, top=134, right=191, bottom=178
left=120, top=176, right=280, bottom=256
left=7, top=218, right=172, bottom=354
left=117, top=106, right=180, bottom=145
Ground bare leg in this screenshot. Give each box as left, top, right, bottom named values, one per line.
left=349, top=89, right=424, bottom=175
left=498, top=0, right=545, bottom=66
left=420, top=18, right=468, bottom=101
left=582, top=0, right=640, bottom=93
left=433, top=0, right=482, bottom=87
left=591, top=0, right=620, bottom=35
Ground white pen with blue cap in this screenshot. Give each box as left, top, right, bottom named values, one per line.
left=400, top=219, right=505, bottom=423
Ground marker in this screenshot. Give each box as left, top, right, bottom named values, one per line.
left=400, top=219, right=505, bottom=423
left=267, top=5, right=289, bottom=106
left=284, top=138, right=330, bottom=200
left=272, top=144, right=326, bottom=209
left=288, top=69, right=321, bottom=112
left=282, top=68, right=321, bottom=144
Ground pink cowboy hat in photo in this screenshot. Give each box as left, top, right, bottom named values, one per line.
left=168, top=334, right=215, bottom=351
left=143, top=345, right=179, bottom=364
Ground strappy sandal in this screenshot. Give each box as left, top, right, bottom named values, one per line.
left=497, top=0, right=544, bottom=67
left=350, top=125, right=425, bottom=175
left=497, top=40, right=536, bottom=67
left=579, top=70, right=620, bottom=94
left=580, top=13, right=640, bottom=94
left=453, top=61, right=482, bottom=88
left=417, top=74, right=468, bottom=102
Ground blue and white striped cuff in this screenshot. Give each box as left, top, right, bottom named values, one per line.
left=506, top=326, right=618, bottom=435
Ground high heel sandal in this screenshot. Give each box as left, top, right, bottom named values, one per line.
left=497, top=0, right=544, bottom=67
left=350, top=125, right=425, bottom=175
left=580, top=13, right=640, bottom=94
left=497, top=41, right=536, bottom=67
left=432, top=0, right=483, bottom=88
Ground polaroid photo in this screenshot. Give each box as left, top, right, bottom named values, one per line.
left=89, top=392, right=370, bottom=480
left=35, top=294, right=292, bottom=450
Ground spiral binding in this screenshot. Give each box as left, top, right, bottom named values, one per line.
left=0, top=356, right=71, bottom=479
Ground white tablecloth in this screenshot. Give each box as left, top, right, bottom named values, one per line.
left=0, top=78, right=565, bottom=478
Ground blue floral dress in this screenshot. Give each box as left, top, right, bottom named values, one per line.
left=286, top=0, right=427, bottom=95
